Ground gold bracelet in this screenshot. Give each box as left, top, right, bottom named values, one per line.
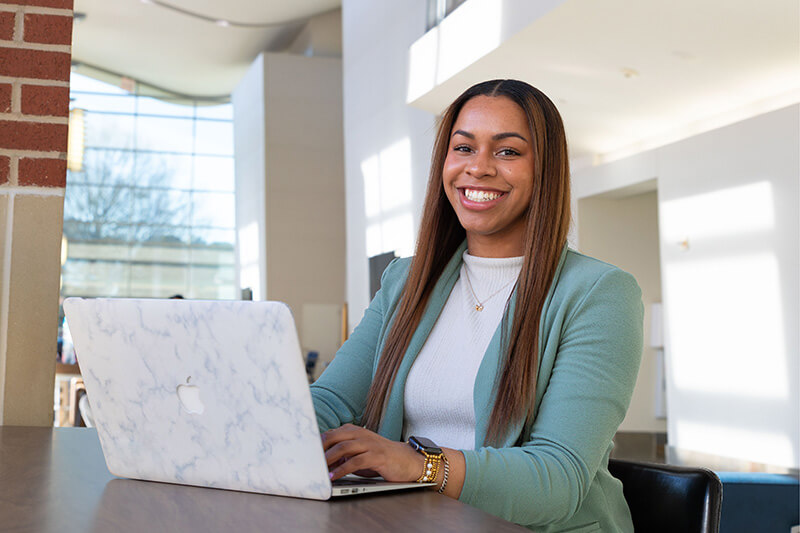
left=415, top=450, right=441, bottom=483
left=437, top=454, right=450, bottom=494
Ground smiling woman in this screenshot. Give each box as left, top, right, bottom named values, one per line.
left=310, top=79, right=644, bottom=532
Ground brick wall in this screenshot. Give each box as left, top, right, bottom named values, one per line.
left=0, top=0, right=73, bottom=188
left=0, top=0, right=73, bottom=425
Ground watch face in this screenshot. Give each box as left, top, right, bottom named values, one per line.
left=409, top=436, right=443, bottom=455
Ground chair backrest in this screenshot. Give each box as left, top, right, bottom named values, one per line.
left=608, top=458, right=723, bottom=533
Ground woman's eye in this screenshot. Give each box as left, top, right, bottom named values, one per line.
left=453, top=145, right=472, bottom=153
left=498, top=148, right=520, bottom=157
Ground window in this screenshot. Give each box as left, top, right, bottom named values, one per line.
left=62, top=73, right=237, bottom=301
left=426, top=0, right=468, bottom=30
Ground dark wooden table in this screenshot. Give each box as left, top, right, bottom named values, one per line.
left=0, top=427, right=528, bottom=532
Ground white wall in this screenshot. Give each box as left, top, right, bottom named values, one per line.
left=233, top=52, right=346, bottom=345
left=341, top=0, right=436, bottom=328
left=233, top=55, right=267, bottom=300
left=573, top=105, right=799, bottom=468
left=578, top=190, right=666, bottom=433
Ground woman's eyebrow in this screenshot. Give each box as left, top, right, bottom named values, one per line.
left=451, top=129, right=528, bottom=143
left=493, top=132, right=528, bottom=143
left=452, top=129, right=475, bottom=139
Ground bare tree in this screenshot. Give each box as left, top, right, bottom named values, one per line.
left=64, top=149, right=190, bottom=244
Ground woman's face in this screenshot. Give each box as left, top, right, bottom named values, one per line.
left=442, top=95, right=534, bottom=257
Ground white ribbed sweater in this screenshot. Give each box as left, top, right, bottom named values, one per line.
left=402, top=251, right=523, bottom=450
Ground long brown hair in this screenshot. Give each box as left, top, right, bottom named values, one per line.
left=361, top=80, right=571, bottom=445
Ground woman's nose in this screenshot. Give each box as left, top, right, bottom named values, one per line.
left=466, top=150, right=496, bottom=178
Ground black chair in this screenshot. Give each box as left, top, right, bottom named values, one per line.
left=608, top=458, right=723, bottom=533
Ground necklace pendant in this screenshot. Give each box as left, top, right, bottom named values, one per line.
left=475, top=304, right=484, bottom=312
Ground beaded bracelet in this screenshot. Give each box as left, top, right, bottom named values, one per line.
left=415, top=450, right=441, bottom=483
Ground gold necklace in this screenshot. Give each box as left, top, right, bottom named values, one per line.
left=461, top=266, right=515, bottom=312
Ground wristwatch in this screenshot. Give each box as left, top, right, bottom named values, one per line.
left=408, top=435, right=443, bottom=483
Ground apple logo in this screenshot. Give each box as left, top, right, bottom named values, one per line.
left=177, top=376, right=205, bottom=415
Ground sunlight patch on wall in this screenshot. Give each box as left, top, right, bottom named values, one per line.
left=674, top=420, right=797, bottom=468
left=361, top=155, right=381, bottom=218
left=381, top=213, right=415, bottom=258
left=362, top=138, right=415, bottom=258
left=661, top=181, right=774, bottom=242
left=666, top=252, right=787, bottom=399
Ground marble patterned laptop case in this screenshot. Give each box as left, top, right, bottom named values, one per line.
left=63, top=298, right=333, bottom=500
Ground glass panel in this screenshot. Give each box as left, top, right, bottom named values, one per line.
left=137, top=95, right=195, bottom=118
left=130, top=225, right=190, bottom=247
left=129, top=263, right=188, bottom=298
left=130, top=235, right=190, bottom=262
left=192, top=192, right=235, bottom=228
left=195, top=103, right=232, bottom=120
left=132, top=188, right=190, bottom=226
left=446, top=0, right=467, bottom=15
left=136, top=116, right=194, bottom=153
left=188, top=265, right=236, bottom=299
left=77, top=149, right=136, bottom=187
left=194, top=120, right=234, bottom=156
left=63, top=185, right=134, bottom=227
left=84, top=112, right=135, bottom=149
left=66, top=169, right=87, bottom=185
left=62, top=220, right=134, bottom=244
left=135, top=152, right=193, bottom=190
left=193, top=155, right=234, bottom=192
left=61, top=257, right=131, bottom=298
left=70, top=92, right=136, bottom=114
left=191, top=229, right=235, bottom=251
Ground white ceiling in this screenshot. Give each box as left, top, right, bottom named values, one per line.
left=72, top=0, right=799, bottom=161
left=71, top=0, right=340, bottom=98
left=408, top=0, right=800, bottom=162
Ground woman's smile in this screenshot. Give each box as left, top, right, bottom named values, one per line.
left=458, top=187, right=508, bottom=209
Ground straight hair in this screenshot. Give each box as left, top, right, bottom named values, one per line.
left=361, top=79, right=571, bottom=445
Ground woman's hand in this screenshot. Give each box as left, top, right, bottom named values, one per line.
left=321, top=424, right=422, bottom=482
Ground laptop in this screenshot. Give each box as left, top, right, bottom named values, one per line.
left=63, top=297, right=432, bottom=499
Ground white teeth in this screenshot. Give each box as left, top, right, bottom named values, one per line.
left=464, top=189, right=502, bottom=202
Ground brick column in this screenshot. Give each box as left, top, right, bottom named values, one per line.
left=0, top=0, right=73, bottom=425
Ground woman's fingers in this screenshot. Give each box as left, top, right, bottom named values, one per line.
left=324, top=439, right=368, bottom=467
left=321, top=423, right=366, bottom=451
left=329, top=451, right=375, bottom=481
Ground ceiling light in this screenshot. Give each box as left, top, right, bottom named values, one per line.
left=621, top=68, right=640, bottom=79
left=215, top=19, right=230, bottom=27
left=67, top=108, right=85, bottom=173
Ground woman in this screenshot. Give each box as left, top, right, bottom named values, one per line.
left=311, top=79, right=643, bottom=532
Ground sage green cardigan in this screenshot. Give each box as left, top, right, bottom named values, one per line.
left=311, top=242, right=643, bottom=533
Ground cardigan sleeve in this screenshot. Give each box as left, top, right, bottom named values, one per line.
left=309, top=259, right=401, bottom=432
left=458, top=268, right=644, bottom=527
